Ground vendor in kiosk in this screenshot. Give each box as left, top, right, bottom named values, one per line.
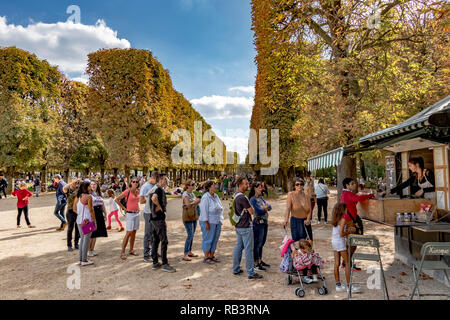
left=387, top=157, right=436, bottom=199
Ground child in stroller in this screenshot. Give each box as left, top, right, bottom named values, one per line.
left=280, top=228, right=328, bottom=297
left=292, top=239, right=324, bottom=283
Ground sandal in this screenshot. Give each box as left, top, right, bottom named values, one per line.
left=203, top=258, right=215, bottom=264
left=129, top=251, right=139, bottom=256
left=188, top=253, right=198, bottom=258
left=182, top=256, right=192, bottom=261
left=28, top=225, right=36, bottom=228
left=211, top=256, right=220, bottom=263
left=120, top=254, right=127, bottom=260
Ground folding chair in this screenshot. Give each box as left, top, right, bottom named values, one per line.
left=409, top=242, right=450, bottom=300
left=347, top=235, right=389, bottom=300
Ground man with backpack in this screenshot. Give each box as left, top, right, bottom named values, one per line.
left=231, top=177, right=263, bottom=280
left=150, top=173, right=176, bottom=272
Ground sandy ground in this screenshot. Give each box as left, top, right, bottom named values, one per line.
left=0, top=189, right=448, bottom=300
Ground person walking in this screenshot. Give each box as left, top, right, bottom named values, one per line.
left=222, top=174, right=229, bottom=200
left=249, top=182, right=272, bottom=271
left=12, top=182, right=35, bottom=228
left=63, top=178, right=81, bottom=251
left=33, top=176, right=41, bottom=197
left=53, top=175, right=68, bottom=231
left=88, top=180, right=108, bottom=257
left=315, top=179, right=330, bottom=224
left=140, top=171, right=158, bottom=262
left=0, top=173, right=8, bottom=199
left=182, top=179, right=201, bottom=261
left=150, top=173, right=176, bottom=272
left=232, top=177, right=263, bottom=280
left=284, top=178, right=313, bottom=242
left=116, top=176, right=141, bottom=260
left=74, top=181, right=96, bottom=266
left=199, top=180, right=223, bottom=264
left=105, top=189, right=124, bottom=232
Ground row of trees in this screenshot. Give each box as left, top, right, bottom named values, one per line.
left=249, top=0, right=449, bottom=191
left=0, top=47, right=237, bottom=193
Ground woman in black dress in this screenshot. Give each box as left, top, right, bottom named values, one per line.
left=88, top=180, right=108, bottom=257
left=389, top=157, right=435, bottom=198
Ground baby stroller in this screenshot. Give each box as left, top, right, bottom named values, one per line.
left=280, top=226, right=328, bottom=298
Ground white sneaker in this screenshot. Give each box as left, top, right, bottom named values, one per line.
left=92, top=250, right=98, bottom=256
left=87, top=251, right=94, bottom=257
left=81, top=260, right=94, bottom=266
left=312, top=275, right=318, bottom=283
left=347, top=284, right=362, bottom=293
left=303, top=276, right=313, bottom=284
left=317, top=221, right=321, bottom=225
left=324, top=221, right=327, bottom=225
left=336, top=284, right=346, bottom=292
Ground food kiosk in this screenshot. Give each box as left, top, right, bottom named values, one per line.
left=307, top=95, right=450, bottom=286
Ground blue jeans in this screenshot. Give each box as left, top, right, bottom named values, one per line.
left=200, top=221, right=222, bottom=252
left=233, top=227, right=255, bottom=276
left=183, top=220, right=198, bottom=254
left=290, top=216, right=313, bottom=241
left=253, top=223, right=265, bottom=262
left=54, top=202, right=67, bottom=226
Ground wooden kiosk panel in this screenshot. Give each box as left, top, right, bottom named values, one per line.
left=358, top=198, right=437, bottom=224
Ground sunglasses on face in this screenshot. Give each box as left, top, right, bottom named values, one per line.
left=132, top=181, right=139, bottom=184
left=295, top=183, right=304, bottom=187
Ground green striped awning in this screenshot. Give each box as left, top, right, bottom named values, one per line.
left=307, top=147, right=345, bottom=171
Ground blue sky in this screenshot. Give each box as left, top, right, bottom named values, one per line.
left=0, top=0, right=256, bottom=160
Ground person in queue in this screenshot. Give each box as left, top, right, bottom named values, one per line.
left=340, top=177, right=374, bottom=271
left=199, top=180, right=223, bottom=264
left=249, top=182, right=271, bottom=271
left=284, top=178, right=313, bottom=243
left=181, top=179, right=201, bottom=261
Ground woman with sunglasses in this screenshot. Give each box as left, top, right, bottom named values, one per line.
left=182, top=179, right=201, bottom=261
left=249, top=182, right=272, bottom=271
left=116, top=176, right=141, bottom=260
left=284, top=178, right=313, bottom=244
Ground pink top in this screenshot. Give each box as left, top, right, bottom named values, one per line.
left=122, top=189, right=140, bottom=212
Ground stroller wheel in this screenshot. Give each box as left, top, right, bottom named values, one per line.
left=295, top=288, right=305, bottom=298
left=318, top=286, right=327, bottom=295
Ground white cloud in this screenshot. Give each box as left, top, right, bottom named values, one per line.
left=228, top=86, right=255, bottom=96
left=0, top=17, right=131, bottom=75
left=190, top=95, right=253, bottom=120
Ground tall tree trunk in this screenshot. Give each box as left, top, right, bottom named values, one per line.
left=64, top=168, right=70, bottom=181
left=281, top=167, right=289, bottom=193
left=337, top=155, right=357, bottom=200
left=113, top=168, right=118, bottom=176
left=84, top=167, right=90, bottom=177
left=41, top=164, right=48, bottom=192
left=100, top=167, right=105, bottom=182
left=5, top=166, right=15, bottom=195
left=143, top=166, right=148, bottom=178
left=124, top=166, right=130, bottom=179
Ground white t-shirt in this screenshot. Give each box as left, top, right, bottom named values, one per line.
left=105, top=197, right=119, bottom=213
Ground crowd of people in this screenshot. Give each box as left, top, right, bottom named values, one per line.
left=3, top=168, right=391, bottom=292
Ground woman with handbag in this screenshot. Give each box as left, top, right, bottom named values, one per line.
left=87, top=180, right=108, bottom=257
left=199, top=181, right=224, bottom=264
left=314, top=179, right=330, bottom=224
left=74, top=181, right=97, bottom=266
left=182, top=179, right=201, bottom=261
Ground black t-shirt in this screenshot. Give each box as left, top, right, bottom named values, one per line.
left=235, top=194, right=252, bottom=229
left=150, top=185, right=167, bottom=221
